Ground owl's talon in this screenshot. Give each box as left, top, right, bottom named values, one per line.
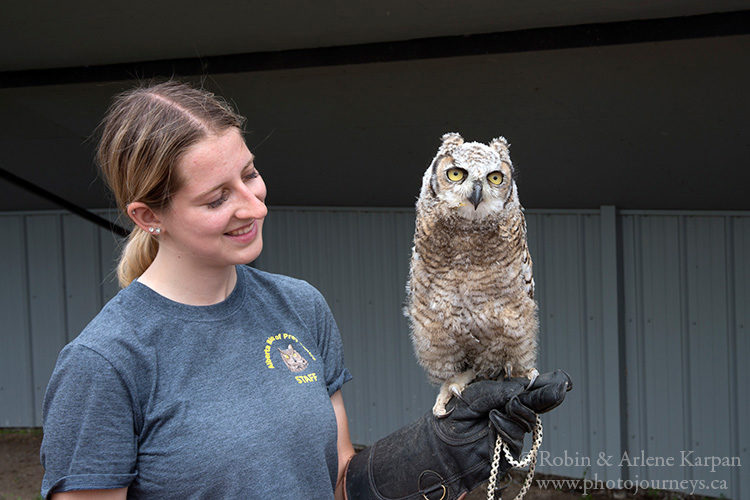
left=433, top=385, right=455, bottom=417
left=526, top=368, right=539, bottom=389
left=433, top=404, right=454, bottom=418
left=432, top=398, right=454, bottom=418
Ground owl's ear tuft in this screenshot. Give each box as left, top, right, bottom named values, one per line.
left=491, top=136, right=514, bottom=172
left=490, top=136, right=510, bottom=153
left=441, top=132, right=464, bottom=149
left=439, top=133, right=463, bottom=158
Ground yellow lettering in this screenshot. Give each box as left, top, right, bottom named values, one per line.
left=266, top=336, right=274, bottom=345
left=298, top=344, right=317, bottom=361
left=293, top=372, right=318, bottom=384
left=275, top=334, right=282, bottom=340
left=264, top=345, right=274, bottom=369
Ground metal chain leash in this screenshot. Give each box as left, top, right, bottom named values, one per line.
left=486, top=414, right=543, bottom=500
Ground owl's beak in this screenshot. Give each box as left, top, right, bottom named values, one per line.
left=468, top=181, right=483, bottom=209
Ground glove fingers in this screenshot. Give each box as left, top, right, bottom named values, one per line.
left=506, top=396, right=536, bottom=433
left=528, top=369, right=572, bottom=392
left=461, top=378, right=528, bottom=414
left=518, top=369, right=572, bottom=414
left=489, top=409, right=525, bottom=459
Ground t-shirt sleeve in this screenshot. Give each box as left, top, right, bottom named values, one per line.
left=40, top=344, right=138, bottom=498
left=311, top=288, right=353, bottom=396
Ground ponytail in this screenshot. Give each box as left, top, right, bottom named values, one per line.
left=117, top=227, right=159, bottom=287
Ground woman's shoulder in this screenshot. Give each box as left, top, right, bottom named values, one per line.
left=65, top=285, right=151, bottom=367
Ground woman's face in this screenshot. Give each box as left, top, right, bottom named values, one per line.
left=156, top=127, right=268, bottom=270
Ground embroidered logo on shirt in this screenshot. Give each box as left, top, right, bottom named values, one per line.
left=263, top=333, right=319, bottom=383
left=278, top=344, right=307, bottom=372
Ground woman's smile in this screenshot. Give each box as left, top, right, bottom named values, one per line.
left=225, top=220, right=258, bottom=242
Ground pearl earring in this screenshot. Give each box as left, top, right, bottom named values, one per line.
left=148, top=227, right=161, bottom=234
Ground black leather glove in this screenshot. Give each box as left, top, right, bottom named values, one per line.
left=345, top=369, right=572, bottom=500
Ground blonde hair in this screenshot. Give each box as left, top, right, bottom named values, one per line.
left=97, top=80, right=245, bottom=287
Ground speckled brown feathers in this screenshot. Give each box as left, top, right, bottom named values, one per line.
left=405, top=133, right=538, bottom=415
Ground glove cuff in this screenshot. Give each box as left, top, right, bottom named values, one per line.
left=345, top=446, right=471, bottom=500
left=344, top=412, right=506, bottom=499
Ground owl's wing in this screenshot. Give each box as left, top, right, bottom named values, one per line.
left=520, top=212, right=535, bottom=300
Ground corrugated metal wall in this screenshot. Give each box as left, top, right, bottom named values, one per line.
left=526, top=211, right=612, bottom=480
left=621, top=212, right=748, bottom=497
left=1, top=207, right=747, bottom=497
left=0, top=210, right=120, bottom=427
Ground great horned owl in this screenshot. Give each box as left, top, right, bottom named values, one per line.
left=405, top=132, right=538, bottom=416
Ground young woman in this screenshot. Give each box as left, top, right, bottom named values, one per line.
left=40, top=81, right=570, bottom=500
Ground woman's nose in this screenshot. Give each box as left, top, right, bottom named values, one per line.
left=236, top=183, right=268, bottom=219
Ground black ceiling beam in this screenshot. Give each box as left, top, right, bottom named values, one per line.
left=0, top=167, right=130, bottom=237
left=2, top=10, right=748, bottom=88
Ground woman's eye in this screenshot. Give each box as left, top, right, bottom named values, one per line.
left=207, top=192, right=228, bottom=209
left=487, top=172, right=504, bottom=185
left=446, top=168, right=466, bottom=182
left=243, top=170, right=259, bottom=182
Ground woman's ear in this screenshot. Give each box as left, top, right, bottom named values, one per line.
left=127, top=202, right=162, bottom=234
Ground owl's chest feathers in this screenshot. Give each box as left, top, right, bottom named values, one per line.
left=412, top=217, right=532, bottom=318
left=415, top=218, right=525, bottom=280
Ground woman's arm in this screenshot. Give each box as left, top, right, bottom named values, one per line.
left=331, top=390, right=356, bottom=500
left=51, top=488, right=127, bottom=500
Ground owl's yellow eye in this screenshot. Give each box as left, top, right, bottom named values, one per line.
left=446, top=168, right=466, bottom=182
left=487, top=172, right=504, bottom=185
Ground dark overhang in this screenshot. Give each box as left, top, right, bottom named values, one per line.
left=2, top=10, right=748, bottom=89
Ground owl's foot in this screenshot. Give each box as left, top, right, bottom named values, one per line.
left=433, top=369, right=476, bottom=418
left=503, top=365, right=539, bottom=389
left=432, top=387, right=453, bottom=418
left=525, top=368, right=539, bottom=389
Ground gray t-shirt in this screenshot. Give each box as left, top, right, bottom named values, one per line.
left=40, top=265, right=352, bottom=499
